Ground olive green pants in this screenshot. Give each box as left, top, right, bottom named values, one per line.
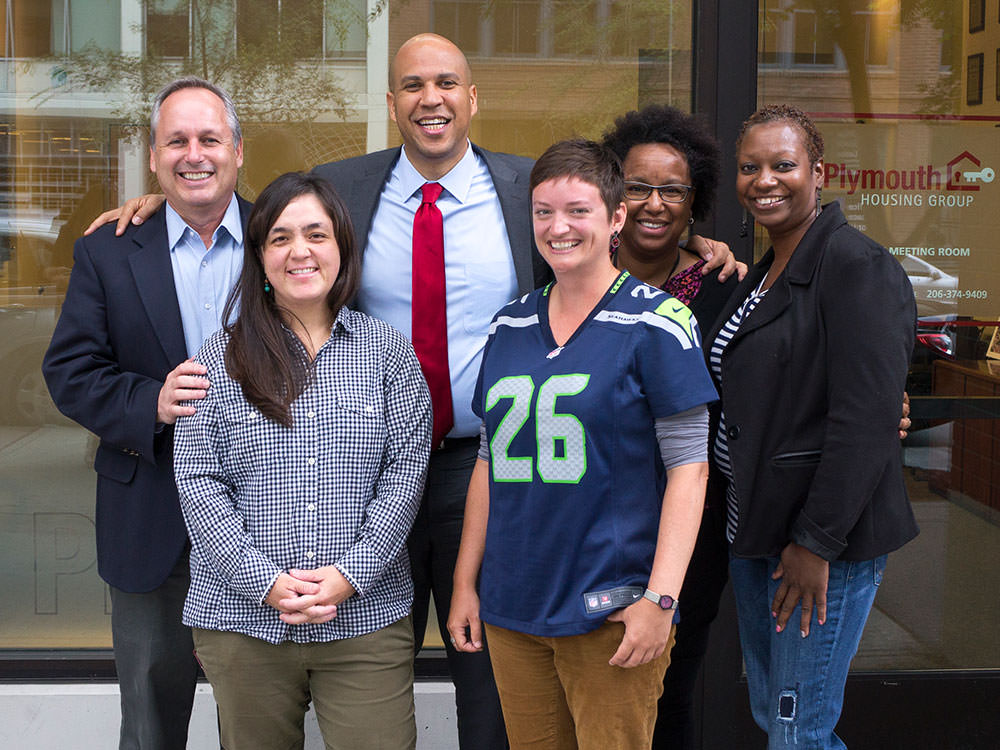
left=193, top=617, right=416, bottom=750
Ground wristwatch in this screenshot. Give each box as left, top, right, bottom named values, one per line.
left=643, top=588, right=679, bottom=611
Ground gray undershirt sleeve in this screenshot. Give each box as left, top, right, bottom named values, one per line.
left=478, top=422, right=490, bottom=462
left=657, top=405, right=709, bottom=471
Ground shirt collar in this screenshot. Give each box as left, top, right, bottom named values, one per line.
left=397, top=141, right=477, bottom=204
left=165, top=193, right=243, bottom=250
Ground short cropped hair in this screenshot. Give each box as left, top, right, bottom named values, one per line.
left=736, top=104, right=824, bottom=166
left=529, top=138, right=624, bottom=219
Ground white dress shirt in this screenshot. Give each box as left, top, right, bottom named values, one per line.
left=355, top=143, right=519, bottom=438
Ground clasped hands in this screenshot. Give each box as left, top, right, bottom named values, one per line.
left=264, top=566, right=356, bottom=625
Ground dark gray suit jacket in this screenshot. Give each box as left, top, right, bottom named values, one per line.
left=312, top=144, right=551, bottom=296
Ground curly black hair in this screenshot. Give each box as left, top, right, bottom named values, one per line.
left=602, top=104, right=720, bottom=222
left=736, top=104, right=825, bottom=166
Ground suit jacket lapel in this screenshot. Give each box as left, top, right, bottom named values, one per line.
left=129, top=209, right=188, bottom=365
left=476, top=145, right=534, bottom=295
left=704, top=247, right=791, bottom=352
left=346, top=149, right=400, bottom=255
left=708, top=205, right=845, bottom=352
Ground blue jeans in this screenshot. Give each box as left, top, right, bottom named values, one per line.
left=729, top=553, right=886, bottom=749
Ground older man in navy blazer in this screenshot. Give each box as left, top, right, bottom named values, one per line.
left=43, top=78, right=249, bottom=750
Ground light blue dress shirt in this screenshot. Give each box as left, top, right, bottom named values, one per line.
left=166, top=195, right=244, bottom=358
left=356, top=143, right=519, bottom=438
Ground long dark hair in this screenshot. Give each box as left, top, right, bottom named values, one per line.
left=222, top=172, right=361, bottom=426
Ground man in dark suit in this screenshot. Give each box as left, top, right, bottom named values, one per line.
left=43, top=77, right=249, bottom=750
left=312, top=34, right=543, bottom=749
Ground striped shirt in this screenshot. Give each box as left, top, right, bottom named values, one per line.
left=174, top=307, right=432, bottom=644
left=710, top=278, right=768, bottom=543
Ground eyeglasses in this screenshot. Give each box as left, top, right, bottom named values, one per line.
left=623, top=181, right=692, bottom=203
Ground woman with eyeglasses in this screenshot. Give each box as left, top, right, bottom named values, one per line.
left=604, top=106, right=739, bottom=343
left=602, top=105, right=737, bottom=750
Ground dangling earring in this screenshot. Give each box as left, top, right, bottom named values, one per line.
left=816, top=189, right=822, bottom=215
left=264, top=279, right=271, bottom=293
left=739, top=208, right=750, bottom=238
left=609, top=230, right=620, bottom=257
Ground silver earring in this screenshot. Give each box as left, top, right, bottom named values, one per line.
left=688, top=217, right=694, bottom=225
left=816, top=190, right=822, bottom=215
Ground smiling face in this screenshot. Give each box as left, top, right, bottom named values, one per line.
left=620, top=143, right=693, bottom=261
left=149, top=86, right=242, bottom=225
left=262, top=194, right=341, bottom=322
left=532, top=176, right=626, bottom=281
left=387, top=34, right=478, bottom=180
left=736, top=121, right=824, bottom=245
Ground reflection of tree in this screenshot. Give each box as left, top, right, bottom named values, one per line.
left=35, top=0, right=371, bottom=135
left=766, top=0, right=959, bottom=114
left=763, top=1, right=959, bottom=246
left=479, top=0, right=690, bottom=142
left=902, top=1, right=960, bottom=113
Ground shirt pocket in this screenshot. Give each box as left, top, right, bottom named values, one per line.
left=216, top=401, right=281, bottom=475
left=328, top=390, right=387, bottom=472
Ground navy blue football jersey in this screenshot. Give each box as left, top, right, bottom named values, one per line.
left=473, top=271, right=718, bottom=636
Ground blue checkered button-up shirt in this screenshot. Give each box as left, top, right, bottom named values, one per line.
left=174, top=307, right=431, bottom=644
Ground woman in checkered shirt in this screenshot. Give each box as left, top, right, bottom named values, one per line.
left=174, top=172, right=432, bottom=750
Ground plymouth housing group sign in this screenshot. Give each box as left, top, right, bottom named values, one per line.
left=820, top=116, right=999, bottom=320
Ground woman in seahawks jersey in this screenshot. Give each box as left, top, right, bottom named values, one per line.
left=447, top=139, right=718, bottom=749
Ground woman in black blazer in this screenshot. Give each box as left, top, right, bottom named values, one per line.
left=708, top=105, right=917, bottom=750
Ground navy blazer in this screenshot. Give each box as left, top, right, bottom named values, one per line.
left=707, top=202, right=918, bottom=562
left=312, top=144, right=551, bottom=296
left=43, top=197, right=253, bottom=593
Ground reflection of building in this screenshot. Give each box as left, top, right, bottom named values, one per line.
left=758, top=0, right=955, bottom=115
left=963, top=0, right=999, bottom=113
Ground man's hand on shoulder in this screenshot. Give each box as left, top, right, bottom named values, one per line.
left=687, top=234, right=748, bottom=282
left=157, top=359, right=209, bottom=425
left=85, top=194, right=166, bottom=237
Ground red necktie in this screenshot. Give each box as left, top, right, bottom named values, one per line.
left=412, top=182, right=454, bottom=447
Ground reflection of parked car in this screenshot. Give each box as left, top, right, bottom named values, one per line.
left=899, top=254, right=958, bottom=318
left=0, top=212, right=71, bottom=426
left=0, top=287, right=66, bottom=425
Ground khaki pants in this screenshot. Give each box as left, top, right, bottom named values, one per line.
left=485, top=620, right=674, bottom=750
left=193, top=617, right=416, bottom=750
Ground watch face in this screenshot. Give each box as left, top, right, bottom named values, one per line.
left=659, top=595, right=676, bottom=610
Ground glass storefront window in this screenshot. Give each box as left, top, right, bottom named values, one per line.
left=757, top=0, right=1000, bottom=672
left=1, top=0, right=693, bottom=657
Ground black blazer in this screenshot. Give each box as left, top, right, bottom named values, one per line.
left=43, top=197, right=253, bottom=592
left=707, top=202, right=918, bottom=562
left=312, top=143, right=551, bottom=295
